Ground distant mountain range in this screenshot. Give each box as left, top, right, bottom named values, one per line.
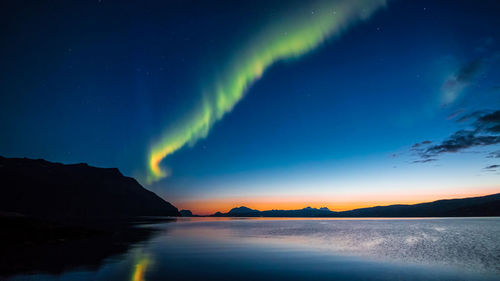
left=0, top=156, right=180, bottom=219
left=1, top=155, right=498, bottom=219
left=212, top=193, right=500, bottom=217
left=180, top=209, right=194, bottom=217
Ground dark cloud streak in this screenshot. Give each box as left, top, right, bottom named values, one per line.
left=487, top=151, right=500, bottom=158
left=484, top=164, right=500, bottom=170
left=412, top=158, right=437, bottom=164
left=413, top=110, right=500, bottom=160
left=411, top=140, right=432, bottom=149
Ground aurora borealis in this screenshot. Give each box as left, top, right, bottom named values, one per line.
left=2, top=0, right=500, bottom=215
left=148, top=0, right=386, bottom=181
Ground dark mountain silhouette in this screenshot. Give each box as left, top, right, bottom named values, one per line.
left=0, top=156, right=180, bottom=219
left=253, top=206, right=334, bottom=217
left=338, top=193, right=500, bottom=217
left=264, top=206, right=334, bottom=217
left=0, top=156, right=180, bottom=277
left=213, top=206, right=336, bottom=217
left=212, top=193, right=500, bottom=217
left=180, top=209, right=194, bottom=217
left=227, top=206, right=261, bottom=216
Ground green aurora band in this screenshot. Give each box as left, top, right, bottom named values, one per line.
left=148, top=0, right=386, bottom=182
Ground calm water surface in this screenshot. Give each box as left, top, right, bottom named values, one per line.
left=6, top=217, right=500, bottom=281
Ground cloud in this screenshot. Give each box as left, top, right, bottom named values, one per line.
left=487, top=151, right=500, bottom=158
left=412, top=158, right=437, bottom=164
left=477, top=111, right=500, bottom=132
left=446, top=109, right=464, bottom=120
left=413, top=110, right=500, bottom=160
left=424, top=130, right=500, bottom=156
left=439, top=39, right=499, bottom=106
left=441, top=59, right=483, bottom=105
left=411, top=140, right=432, bottom=149
left=484, top=164, right=500, bottom=170
left=456, top=110, right=488, bottom=123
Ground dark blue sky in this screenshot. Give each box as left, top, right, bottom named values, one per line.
left=2, top=0, right=500, bottom=213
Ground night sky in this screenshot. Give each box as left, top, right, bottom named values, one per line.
left=2, top=0, right=500, bottom=214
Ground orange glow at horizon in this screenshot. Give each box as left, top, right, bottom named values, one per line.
left=174, top=188, right=500, bottom=215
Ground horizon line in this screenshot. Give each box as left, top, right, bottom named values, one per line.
left=182, top=192, right=500, bottom=216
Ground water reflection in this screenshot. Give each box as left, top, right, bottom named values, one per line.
left=131, top=253, right=151, bottom=281
left=3, top=217, right=500, bottom=281
left=0, top=218, right=172, bottom=279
